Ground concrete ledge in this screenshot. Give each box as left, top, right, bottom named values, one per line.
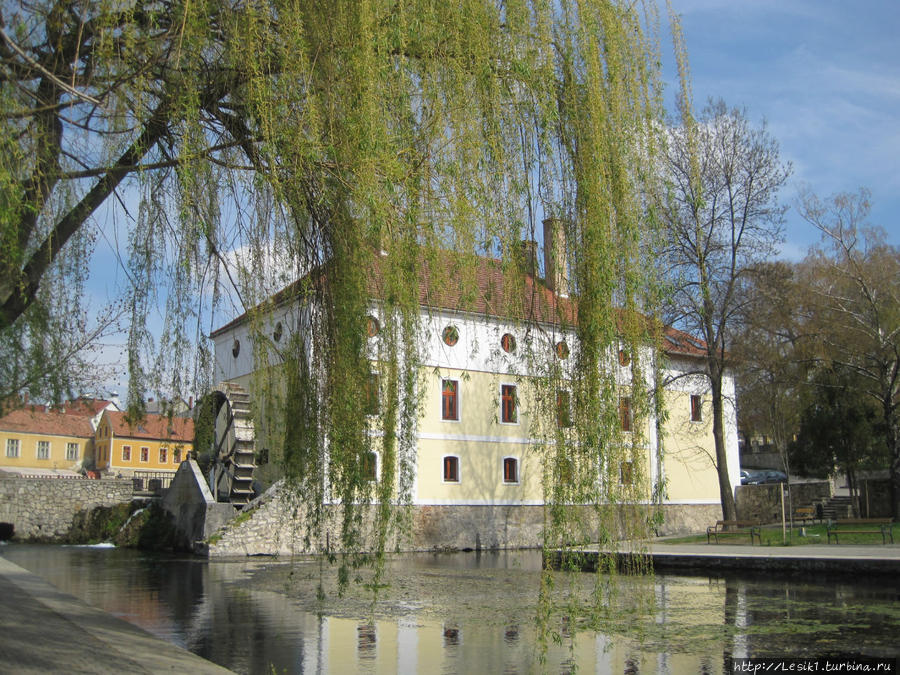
left=548, top=543, right=900, bottom=576
left=0, top=556, right=233, bottom=674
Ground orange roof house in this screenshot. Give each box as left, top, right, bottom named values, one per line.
left=0, top=407, right=95, bottom=473
left=94, top=410, right=194, bottom=476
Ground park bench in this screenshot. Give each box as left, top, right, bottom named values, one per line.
left=825, top=518, right=894, bottom=544
left=706, top=520, right=761, bottom=545
left=793, top=506, right=817, bottom=524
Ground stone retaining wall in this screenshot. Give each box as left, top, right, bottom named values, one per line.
left=735, top=481, right=832, bottom=524
left=859, top=479, right=892, bottom=518
left=0, top=474, right=133, bottom=540
left=203, top=481, right=725, bottom=557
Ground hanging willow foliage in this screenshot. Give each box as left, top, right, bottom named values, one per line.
left=2, top=0, right=671, bottom=643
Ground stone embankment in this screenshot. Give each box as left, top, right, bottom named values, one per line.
left=202, top=480, right=721, bottom=557
left=0, top=474, right=133, bottom=540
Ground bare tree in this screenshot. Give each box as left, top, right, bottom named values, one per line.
left=733, top=261, right=808, bottom=474
left=659, top=100, right=791, bottom=520
left=798, top=189, right=900, bottom=518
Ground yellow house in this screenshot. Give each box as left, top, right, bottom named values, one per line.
left=94, top=410, right=193, bottom=477
left=0, top=406, right=94, bottom=473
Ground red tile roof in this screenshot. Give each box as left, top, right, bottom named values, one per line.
left=0, top=407, right=95, bottom=438
left=211, top=250, right=708, bottom=358
left=103, top=411, right=194, bottom=443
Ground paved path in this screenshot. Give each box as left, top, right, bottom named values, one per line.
left=634, top=539, right=900, bottom=573
left=549, top=539, right=900, bottom=574
left=0, top=556, right=233, bottom=674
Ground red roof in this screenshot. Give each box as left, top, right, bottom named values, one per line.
left=60, top=398, right=115, bottom=417
left=103, top=411, right=194, bottom=443
left=0, top=407, right=94, bottom=439
left=211, top=250, right=708, bottom=358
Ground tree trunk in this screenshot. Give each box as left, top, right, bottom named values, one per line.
left=710, top=361, right=737, bottom=521
left=886, top=400, right=900, bottom=521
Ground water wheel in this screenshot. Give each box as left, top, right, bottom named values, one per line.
left=196, top=383, right=257, bottom=505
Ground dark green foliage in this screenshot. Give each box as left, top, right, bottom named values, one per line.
left=790, top=368, right=887, bottom=482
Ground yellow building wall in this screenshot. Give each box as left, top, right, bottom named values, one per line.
left=660, top=390, right=720, bottom=502
left=0, top=431, right=89, bottom=471
left=417, top=368, right=541, bottom=504
left=220, top=361, right=722, bottom=506
left=93, top=416, right=189, bottom=474
left=415, top=368, right=656, bottom=504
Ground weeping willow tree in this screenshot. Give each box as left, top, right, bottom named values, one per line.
left=3, top=0, right=669, bottom=627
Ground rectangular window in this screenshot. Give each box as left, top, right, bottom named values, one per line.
left=501, top=384, right=517, bottom=424
left=441, top=379, right=459, bottom=421
left=173, top=448, right=181, bottom=464
left=691, top=394, right=702, bottom=422
left=443, top=456, right=459, bottom=483
left=5, top=439, right=19, bottom=458
left=122, top=445, right=131, bottom=462
left=159, top=447, right=168, bottom=464
left=140, top=446, right=149, bottom=463
left=619, top=397, right=632, bottom=432
left=556, top=390, right=572, bottom=428
left=66, top=442, right=79, bottom=461
left=365, top=372, right=380, bottom=415
left=36, top=441, right=50, bottom=460
left=362, top=451, right=377, bottom=481
left=620, top=461, right=634, bottom=485
left=503, top=457, right=518, bottom=483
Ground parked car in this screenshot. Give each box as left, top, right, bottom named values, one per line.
left=759, top=469, right=788, bottom=484
left=740, top=469, right=784, bottom=485
left=741, top=469, right=761, bottom=485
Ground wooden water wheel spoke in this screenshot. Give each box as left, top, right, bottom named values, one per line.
left=197, top=383, right=257, bottom=506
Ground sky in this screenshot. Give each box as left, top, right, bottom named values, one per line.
left=659, top=0, right=900, bottom=259
left=84, top=1, right=900, bottom=399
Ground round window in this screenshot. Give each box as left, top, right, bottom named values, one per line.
left=366, top=316, right=380, bottom=338
left=555, top=341, right=569, bottom=359
left=501, top=333, right=516, bottom=353
left=232, top=339, right=240, bottom=358
left=442, top=325, right=459, bottom=347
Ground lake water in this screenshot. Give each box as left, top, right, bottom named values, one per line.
left=2, top=543, right=897, bottom=673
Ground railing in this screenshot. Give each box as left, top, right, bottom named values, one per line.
left=132, top=471, right=176, bottom=495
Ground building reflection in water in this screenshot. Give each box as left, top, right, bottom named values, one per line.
left=3, top=545, right=898, bottom=673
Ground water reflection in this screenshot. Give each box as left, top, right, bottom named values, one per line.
left=2, top=545, right=898, bottom=674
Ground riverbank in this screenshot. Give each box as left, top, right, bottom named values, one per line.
left=0, top=555, right=233, bottom=674
left=548, top=539, right=900, bottom=575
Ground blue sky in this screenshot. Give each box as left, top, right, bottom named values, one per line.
left=659, top=0, right=900, bottom=258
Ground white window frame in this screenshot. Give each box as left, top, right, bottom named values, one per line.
left=365, top=371, right=380, bottom=417
left=362, top=450, right=379, bottom=482
left=440, top=378, right=461, bottom=422
left=140, top=446, right=149, bottom=463
left=36, top=440, right=50, bottom=460
left=122, top=445, right=131, bottom=462
left=6, top=438, right=19, bottom=458
left=442, top=455, right=461, bottom=483
left=159, top=446, right=168, bottom=464
left=499, top=383, right=519, bottom=425
left=690, top=394, right=703, bottom=422
left=619, top=396, right=633, bottom=433
left=502, top=456, right=520, bottom=485
left=619, top=460, right=634, bottom=486
left=556, top=388, right=573, bottom=428
left=66, top=442, right=79, bottom=461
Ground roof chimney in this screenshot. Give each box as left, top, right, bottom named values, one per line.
left=542, top=218, right=569, bottom=298
left=516, top=240, right=538, bottom=278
